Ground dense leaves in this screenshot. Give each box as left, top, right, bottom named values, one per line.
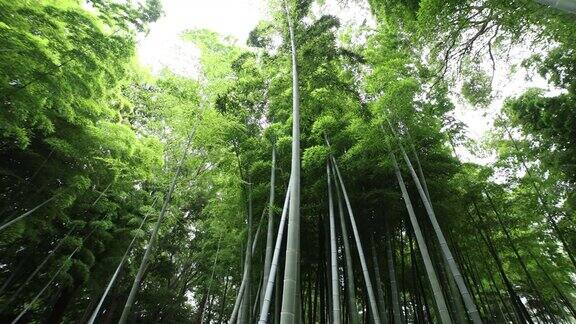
left=1, top=0, right=575, bottom=323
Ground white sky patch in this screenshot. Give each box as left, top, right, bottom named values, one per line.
left=137, top=0, right=268, bottom=76
left=451, top=44, right=564, bottom=165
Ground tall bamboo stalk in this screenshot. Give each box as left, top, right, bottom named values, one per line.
left=499, top=117, right=576, bottom=269
left=230, top=200, right=276, bottom=323
left=118, top=134, right=194, bottom=324
left=261, top=144, right=277, bottom=309
left=258, top=181, right=291, bottom=323
left=333, top=166, right=360, bottom=324
left=371, top=236, right=388, bottom=324
left=330, top=155, right=381, bottom=324
left=467, top=207, right=534, bottom=323
left=201, top=234, right=223, bottom=324
left=393, top=137, right=481, bottom=324
left=239, top=181, right=254, bottom=324
left=0, top=196, right=56, bottom=232
left=327, top=161, right=341, bottom=324
left=280, top=0, right=302, bottom=321
left=482, top=191, right=558, bottom=322
left=390, top=153, right=451, bottom=324
left=87, top=200, right=156, bottom=324
left=10, top=246, right=81, bottom=324
left=1, top=184, right=114, bottom=314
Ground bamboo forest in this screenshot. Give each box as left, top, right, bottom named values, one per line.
left=2, top=0, right=576, bottom=323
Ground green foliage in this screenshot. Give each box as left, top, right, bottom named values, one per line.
left=461, top=68, right=493, bottom=108
left=1, top=0, right=576, bottom=323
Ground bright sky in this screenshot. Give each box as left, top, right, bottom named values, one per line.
left=137, top=0, right=268, bottom=76
left=136, top=0, right=558, bottom=165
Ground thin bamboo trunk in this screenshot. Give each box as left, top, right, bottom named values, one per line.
left=87, top=197, right=157, bottom=324
left=330, top=154, right=381, bottom=324
left=10, top=246, right=81, bottom=324
left=253, top=272, right=264, bottom=319
left=0, top=258, right=25, bottom=296
left=325, top=211, right=333, bottom=319
left=332, top=164, right=360, bottom=324
left=395, top=140, right=481, bottom=324
left=408, top=144, right=468, bottom=324
left=230, top=201, right=272, bottom=323
left=390, top=153, right=451, bottom=324
left=388, top=226, right=401, bottom=324
left=0, top=195, right=56, bottom=232
left=399, top=228, right=407, bottom=323
left=239, top=181, right=254, bottom=324
left=327, top=162, right=342, bottom=324
left=526, top=248, right=576, bottom=319
left=0, top=228, right=72, bottom=313
left=258, top=182, right=291, bottom=323
left=371, top=236, right=388, bottom=324
left=482, top=192, right=558, bottom=322
left=201, top=234, right=223, bottom=324
left=2, top=184, right=114, bottom=313
left=280, top=0, right=301, bottom=321
left=218, top=277, right=230, bottom=324
left=468, top=208, right=534, bottom=324
left=261, top=144, right=277, bottom=309
left=118, top=134, right=194, bottom=324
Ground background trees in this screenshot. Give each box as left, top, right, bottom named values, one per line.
left=1, top=0, right=575, bottom=323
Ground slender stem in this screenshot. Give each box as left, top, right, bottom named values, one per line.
left=258, top=180, right=291, bottom=323
left=332, top=164, right=360, bottom=324
left=390, top=153, right=451, bottom=324
left=327, top=161, right=341, bottom=324
left=10, top=246, right=81, bottom=324
left=330, top=154, right=381, bottom=324
left=0, top=195, right=56, bottom=232
left=280, top=0, right=301, bottom=321
left=201, top=233, right=223, bottom=324
left=388, top=122, right=481, bottom=324
left=261, top=144, right=277, bottom=310
left=118, top=133, right=194, bottom=324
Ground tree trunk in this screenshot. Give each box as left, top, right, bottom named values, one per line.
left=327, top=162, right=341, bottom=324
left=218, top=277, right=230, bottom=324
left=10, top=246, right=80, bottom=324
left=330, top=155, right=381, bottom=324
left=88, top=203, right=155, bottom=324
left=389, top=153, right=451, bottom=324
left=500, top=120, right=576, bottom=270
left=0, top=195, right=56, bottom=232
left=202, top=234, right=223, bottom=324
left=333, top=165, right=360, bottom=324
left=468, top=208, right=534, bottom=324
left=118, top=134, right=194, bottom=324
left=257, top=182, right=291, bottom=323
left=261, top=144, right=277, bottom=309
left=385, top=225, right=402, bottom=324
left=239, top=181, right=254, bottom=324
left=395, top=140, right=480, bottom=324
left=0, top=257, right=25, bottom=296
left=101, top=292, right=120, bottom=324
left=371, top=236, right=388, bottom=324
left=280, top=0, right=302, bottom=321
left=483, top=192, right=558, bottom=323
left=195, top=294, right=209, bottom=324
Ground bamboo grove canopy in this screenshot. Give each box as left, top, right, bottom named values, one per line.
left=1, top=0, right=576, bottom=323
